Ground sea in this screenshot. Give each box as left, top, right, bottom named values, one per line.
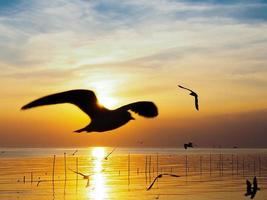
left=0, top=147, right=266, bottom=200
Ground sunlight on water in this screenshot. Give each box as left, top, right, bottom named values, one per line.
left=89, top=147, right=108, bottom=200
left=0, top=148, right=267, bottom=200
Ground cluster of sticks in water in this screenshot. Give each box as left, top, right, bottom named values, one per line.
left=16, top=150, right=266, bottom=198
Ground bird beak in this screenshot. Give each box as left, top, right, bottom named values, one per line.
left=130, top=116, right=135, bottom=120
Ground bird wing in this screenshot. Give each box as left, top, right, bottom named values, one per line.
left=118, top=101, right=158, bottom=118
left=178, top=85, right=194, bottom=93
left=184, top=144, right=187, bottom=149
left=69, top=168, right=86, bottom=177
left=105, top=147, right=116, bottom=159
left=253, top=177, right=257, bottom=188
left=251, top=192, right=256, bottom=199
left=162, top=173, right=180, bottom=177
left=246, top=180, right=252, bottom=194
left=147, top=175, right=160, bottom=191
left=72, top=150, right=78, bottom=155
left=194, top=95, right=199, bottom=111
left=21, top=90, right=103, bottom=119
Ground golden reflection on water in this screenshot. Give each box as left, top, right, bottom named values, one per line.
left=89, top=147, right=108, bottom=200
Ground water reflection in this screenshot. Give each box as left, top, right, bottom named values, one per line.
left=89, top=147, right=108, bottom=200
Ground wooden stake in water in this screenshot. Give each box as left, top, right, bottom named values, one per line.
left=236, top=155, right=239, bottom=176
left=64, top=152, right=67, bottom=195
left=128, top=154, right=130, bottom=189
left=31, top=172, right=33, bottom=185
left=156, top=153, right=159, bottom=186
left=219, top=153, right=222, bottom=176
left=231, top=154, right=234, bottom=176
left=253, top=156, right=256, bottom=176
left=258, top=155, right=261, bottom=177
left=76, top=157, right=78, bottom=193
left=148, top=155, right=151, bottom=183
left=221, top=154, right=223, bottom=176
left=242, top=155, right=245, bottom=177
left=209, top=153, right=212, bottom=176
left=200, top=155, right=202, bottom=176
left=52, top=155, right=56, bottom=195
left=145, top=155, right=147, bottom=184
left=185, top=155, right=188, bottom=176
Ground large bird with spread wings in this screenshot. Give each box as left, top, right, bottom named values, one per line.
left=245, top=177, right=260, bottom=199
left=178, top=85, right=199, bottom=111
left=21, top=89, right=158, bottom=133
left=147, top=173, right=180, bottom=191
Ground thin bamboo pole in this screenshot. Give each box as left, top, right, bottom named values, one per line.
left=52, top=155, right=56, bottom=194
left=64, top=152, right=67, bottom=195
left=76, top=157, right=78, bottom=193
left=128, top=154, right=130, bottom=189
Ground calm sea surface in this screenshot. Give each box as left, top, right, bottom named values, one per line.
left=0, top=148, right=266, bottom=200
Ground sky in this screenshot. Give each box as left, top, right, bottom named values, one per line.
left=0, top=0, right=267, bottom=147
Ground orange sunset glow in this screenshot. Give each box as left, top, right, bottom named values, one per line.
left=0, top=0, right=267, bottom=148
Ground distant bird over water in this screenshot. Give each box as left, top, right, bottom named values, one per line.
left=104, top=147, right=116, bottom=160
left=71, top=150, right=78, bottom=156
left=69, top=169, right=91, bottom=187
left=147, top=173, right=180, bottom=191
left=245, top=177, right=260, bottom=199
left=178, top=85, right=199, bottom=111
left=21, top=89, right=158, bottom=133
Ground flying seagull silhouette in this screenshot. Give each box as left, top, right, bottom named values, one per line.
left=71, top=150, right=78, bottom=156
left=245, top=177, right=260, bottom=199
left=184, top=142, right=193, bottom=149
left=147, top=173, right=180, bottom=191
left=21, top=89, right=158, bottom=133
left=69, top=169, right=92, bottom=187
left=104, top=147, right=116, bottom=160
left=178, top=85, right=199, bottom=111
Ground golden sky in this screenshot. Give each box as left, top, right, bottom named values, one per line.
left=1, top=0, right=267, bottom=147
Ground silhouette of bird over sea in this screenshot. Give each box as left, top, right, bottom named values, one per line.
left=184, top=142, right=193, bottom=149
left=147, top=173, right=180, bottom=190
left=71, top=150, right=78, bottom=156
left=21, top=89, right=158, bottom=133
left=104, top=147, right=116, bottom=160
left=178, top=85, right=199, bottom=111
left=245, top=177, right=260, bottom=199
left=69, top=169, right=92, bottom=187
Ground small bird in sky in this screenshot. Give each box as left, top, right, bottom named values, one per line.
left=245, top=177, right=260, bottom=199
left=178, top=85, right=199, bottom=111
left=104, top=147, right=116, bottom=160
left=147, top=173, right=180, bottom=191
left=137, top=141, right=144, bottom=145
left=69, top=169, right=92, bottom=187
left=21, top=89, right=158, bottom=133
left=71, top=150, right=78, bottom=156
left=184, top=142, right=193, bottom=149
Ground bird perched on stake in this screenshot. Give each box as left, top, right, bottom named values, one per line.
left=147, top=173, right=180, bottom=190
left=21, top=89, right=158, bottom=133
left=245, top=176, right=260, bottom=199
left=178, top=85, right=199, bottom=111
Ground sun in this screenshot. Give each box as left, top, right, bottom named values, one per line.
left=98, top=95, right=118, bottom=109
left=92, top=147, right=105, bottom=160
